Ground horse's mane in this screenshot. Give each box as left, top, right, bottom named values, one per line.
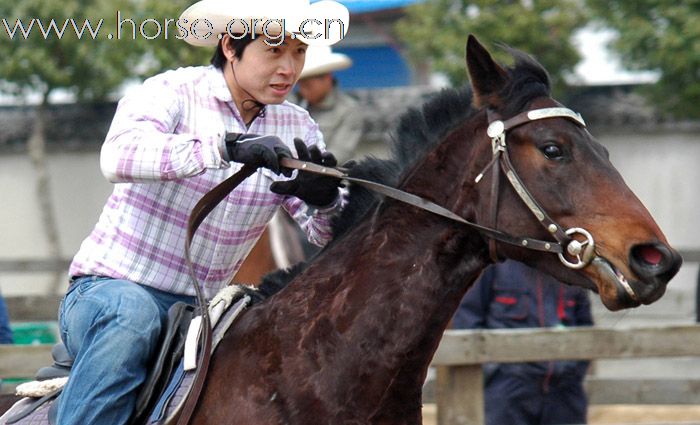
left=258, top=47, right=551, bottom=295
left=330, top=86, right=474, bottom=239
left=331, top=48, right=551, bottom=238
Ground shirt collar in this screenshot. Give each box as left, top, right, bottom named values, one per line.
left=207, top=65, right=253, bottom=126
left=208, top=66, right=234, bottom=103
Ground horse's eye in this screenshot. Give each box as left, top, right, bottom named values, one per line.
left=540, top=144, right=564, bottom=160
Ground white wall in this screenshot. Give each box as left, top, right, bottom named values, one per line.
left=601, top=132, right=700, bottom=248
left=0, top=132, right=697, bottom=313
left=585, top=131, right=700, bottom=328
left=0, top=151, right=111, bottom=296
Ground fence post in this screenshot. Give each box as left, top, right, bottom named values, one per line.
left=436, top=365, right=483, bottom=425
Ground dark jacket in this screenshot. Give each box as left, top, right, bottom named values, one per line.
left=453, top=260, right=593, bottom=380
left=0, top=294, right=13, bottom=344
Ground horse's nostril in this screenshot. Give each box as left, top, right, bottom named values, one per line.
left=635, top=245, right=664, bottom=266
left=630, top=242, right=682, bottom=285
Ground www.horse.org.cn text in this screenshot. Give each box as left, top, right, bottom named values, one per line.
left=2, top=13, right=346, bottom=45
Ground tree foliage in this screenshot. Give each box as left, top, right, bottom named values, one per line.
left=395, top=0, right=589, bottom=94
left=586, top=1, right=700, bottom=118
left=0, top=0, right=211, bottom=290
left=0, top=0, right=210, bottom=102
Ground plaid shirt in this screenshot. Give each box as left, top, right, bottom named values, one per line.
left=70, top=65, right=344, bottom=298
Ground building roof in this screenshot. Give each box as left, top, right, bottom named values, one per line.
left=314, top=0, right=424, bottom=14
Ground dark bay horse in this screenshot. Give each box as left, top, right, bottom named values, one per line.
left=189, top=35, right=680, bottom=424
left=0, top=35, right=682, bottom=423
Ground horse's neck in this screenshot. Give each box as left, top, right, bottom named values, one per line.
left=282, top=130, right=488, bottom=406
left=219, top=122, right=490, bottom=420
left=290, top=205, right=487, bottom=415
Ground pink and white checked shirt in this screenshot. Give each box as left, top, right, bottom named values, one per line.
left=69, top=65, right=344, bottom=298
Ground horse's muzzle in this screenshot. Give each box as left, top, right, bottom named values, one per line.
left=628, top=242, right=682, bottom=304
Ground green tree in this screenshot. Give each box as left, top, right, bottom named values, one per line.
left=0, top=0, right=210, bottom=101
left=586, top=1, right=700, bottom=118
left=395, top=0, right=589, bottom=93
left=0, top=0, right=209, bottom=291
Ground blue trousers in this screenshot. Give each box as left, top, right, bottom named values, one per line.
left=56, top=276, right=194, bottom=425
left=485, top=369, right=588, bottom=425
left=0, top=294, right=12, bottom=344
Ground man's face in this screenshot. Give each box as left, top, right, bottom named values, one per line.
left=297, top=73, right=334, bottom=107
left=228, top=36, right=308, bottom=106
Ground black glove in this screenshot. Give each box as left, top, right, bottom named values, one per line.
left=269, top=138, right=341, bottom=207
left=225, top=132, right=292, bottom=176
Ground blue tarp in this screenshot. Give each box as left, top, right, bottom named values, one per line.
left=334, top=45, right=412, bottom=88
left=313, top=0, right=424, bottom=14
left=309, top=0, right=423, bottom=88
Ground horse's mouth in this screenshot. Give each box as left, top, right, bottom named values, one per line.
left=591, top=256, right=643, bottom=310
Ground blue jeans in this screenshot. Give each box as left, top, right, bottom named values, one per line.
left=57, top=276, right=194, bottom=425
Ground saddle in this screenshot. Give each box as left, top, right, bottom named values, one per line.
left=2, top=301, right=194, bottom=425
left=0, top=286, right=256, bottom=425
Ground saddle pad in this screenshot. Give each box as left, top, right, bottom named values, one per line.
left=150, top=295, right=250, bottom=424
left=0, top=397, right=52, bottom=425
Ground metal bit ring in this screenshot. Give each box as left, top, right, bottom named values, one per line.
left=558, top=227, right=596, bottom=269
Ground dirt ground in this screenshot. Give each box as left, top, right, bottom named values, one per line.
left=588, top=405, right=700, bottom=424
left=422, top=404, right=700, bottom=424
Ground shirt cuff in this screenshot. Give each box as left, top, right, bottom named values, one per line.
left=202, top=132, right=229, bottom=168
left=310, top=186, right=348, bottom=214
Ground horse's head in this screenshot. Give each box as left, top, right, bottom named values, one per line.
left=463, top=35, right=681, bottom=311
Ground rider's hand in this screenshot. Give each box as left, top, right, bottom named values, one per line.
left=225, top=132, right=293, bottom=176
left=269, top=138, right=342, bottom=207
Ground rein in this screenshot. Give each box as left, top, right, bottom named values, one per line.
left=279, top=107, right=597, bottom=268
left=280, top=157, right=568, bottom=255
left=174, top=107, right=618, bottom=423
left=175, top=164, right=257, bottom=425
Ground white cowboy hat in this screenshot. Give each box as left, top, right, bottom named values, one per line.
left=300, top=45, right=352, bottom=79
left=179, top=0, right=349, bottom=47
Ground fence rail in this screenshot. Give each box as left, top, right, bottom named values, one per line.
left=5, top=295, right=62, bottom=322
left=0, top=259, right=71, bottom=273
left=432, top=325, right=700, bottom=425
left=2, top=325, right=700, bottom=412
left=0, top=345, right=52, bottom=379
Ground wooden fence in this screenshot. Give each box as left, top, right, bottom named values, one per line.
left=2, top=251, right=700, bottom=417
left=432, top=325, right=700, bottom=425
left=2, top=317, right=700, bottom=418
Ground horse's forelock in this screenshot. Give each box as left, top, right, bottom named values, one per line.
left=498, top=48, right=552, bottom=117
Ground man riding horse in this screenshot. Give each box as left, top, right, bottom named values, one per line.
left=56, top=1, right=350, bottom=423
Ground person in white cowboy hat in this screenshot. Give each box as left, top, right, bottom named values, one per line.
left=271, top=45, right=363, bottom=262
left=294, top=45, right=363, bottom=164
left=53, top=1, right=349, bottom=424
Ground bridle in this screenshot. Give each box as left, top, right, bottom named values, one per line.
left=477, top=107, right=637, bottom=302
left=479, top=107, right=596, bottom=269
left=281, top=107, right=599, bottom=270
left=175, top=106, right=627, bottom=424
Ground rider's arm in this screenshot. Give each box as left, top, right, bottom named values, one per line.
left=100, top=70, right=228, bottom=183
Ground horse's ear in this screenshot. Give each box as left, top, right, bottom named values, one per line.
left=466, top=34, right=508, bottom=109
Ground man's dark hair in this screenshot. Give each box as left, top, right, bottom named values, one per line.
left=211, top=35, right=257, bottom=68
